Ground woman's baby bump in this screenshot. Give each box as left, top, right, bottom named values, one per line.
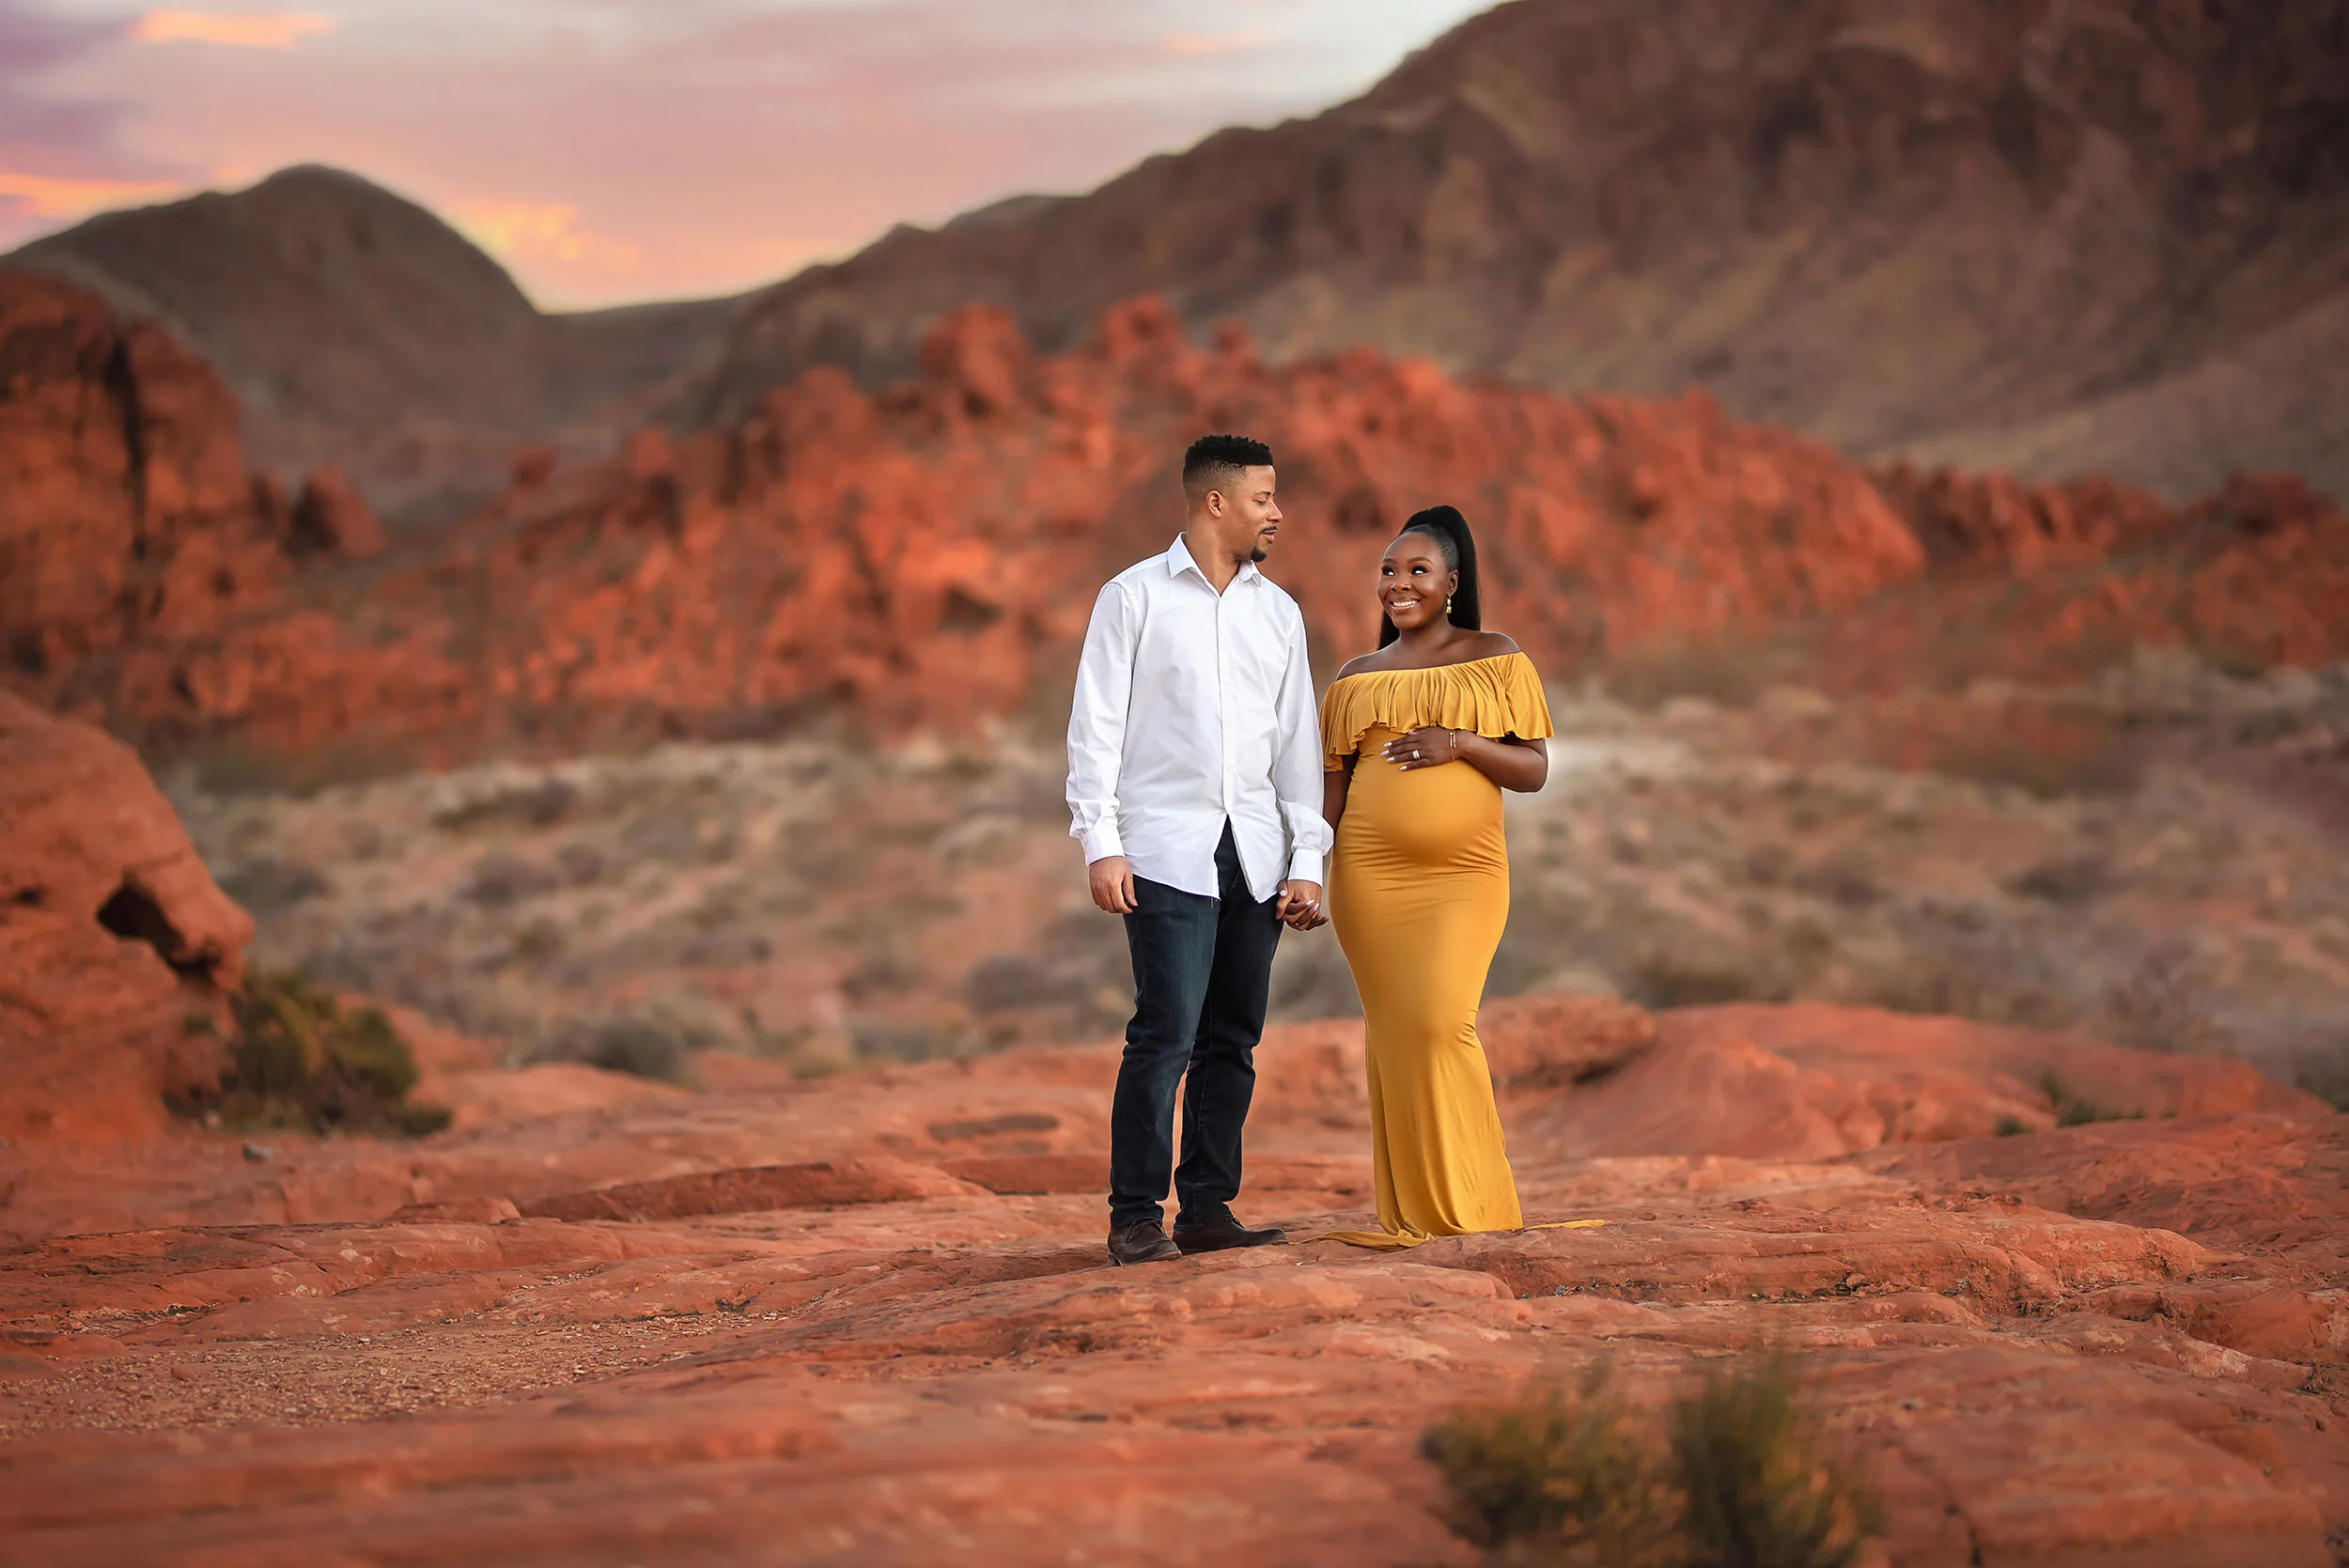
left=1341, top=724, right=1506, bottom=867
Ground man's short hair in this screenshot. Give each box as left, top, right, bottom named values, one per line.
left=1182, top=434, right=1274, bottom=505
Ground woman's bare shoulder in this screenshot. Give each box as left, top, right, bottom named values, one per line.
left=1468, top=630, right=1522, bottom=658
left=1333, top=651, right=1392, bottom=679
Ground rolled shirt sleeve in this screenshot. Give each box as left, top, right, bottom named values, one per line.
left=1066, top=581, right=1135, bottom=865
left=1273, top=608, right=1331, bottom=885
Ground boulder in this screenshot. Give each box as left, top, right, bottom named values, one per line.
left=0, top=689, right=250, bottom=1139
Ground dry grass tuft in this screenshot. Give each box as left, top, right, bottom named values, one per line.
left=1422, top=1358, right=1878, bottom=1567
left=1420, top=1364, right=1682, bottom=1566
left=1672, top=1355, right=1880, bottom=1568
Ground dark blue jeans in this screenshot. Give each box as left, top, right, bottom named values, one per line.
left=1108, top=823, right=1283, bottom=1231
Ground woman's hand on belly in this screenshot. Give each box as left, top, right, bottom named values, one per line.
left=1381, top=725, right=1462, bottom=771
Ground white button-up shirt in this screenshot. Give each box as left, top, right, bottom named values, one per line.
left=1066, top=535, right=1330, bottom=903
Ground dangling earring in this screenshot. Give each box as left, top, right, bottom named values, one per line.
left=1446, top=597, right=1455, bottom=613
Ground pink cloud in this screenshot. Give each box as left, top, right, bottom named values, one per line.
left=3, top=0, right=1495, bottom=304
left=1159, top=28, right=1274, bottom=57
left=131, top=10, right=334, bottom=50
left=0, top=166, right=181, bottom=216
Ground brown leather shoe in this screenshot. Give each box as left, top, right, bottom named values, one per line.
left=1107, top=1220, right=1182, bottom=1266
left=1172, top=1213, right=1288, bottom=1253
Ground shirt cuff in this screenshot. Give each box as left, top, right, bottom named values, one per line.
left=1285, top=848, right=1324, bottom=886
left=1079, top=821, right=1125, bottom=864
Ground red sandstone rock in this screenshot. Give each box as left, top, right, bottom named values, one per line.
left=517, top=1158, right=988, bottom=1221
left=0, top=690, right=249, bottom=1140
left=0, top=272, right=288, bottom=710
left=1477, top=992, right=1657, bottom=1088
left=1857, top=466, right=2349, bottom=682
left=0, top=997, right=2341, bottom=1563
left=287, top=468, right=386, bottom=558
left=1509, top=1002, right=2332, bottom=1166
left=9, top=283, right=2347, bottom=764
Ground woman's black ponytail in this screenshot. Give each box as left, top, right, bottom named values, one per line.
left=1377, top=505, right=1483, bottom=647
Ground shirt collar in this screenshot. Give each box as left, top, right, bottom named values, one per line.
left=1167, top=534, right=1261, bottom=587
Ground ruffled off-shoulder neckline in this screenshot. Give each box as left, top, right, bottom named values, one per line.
left=1320, top=650, right=1551, bottom=768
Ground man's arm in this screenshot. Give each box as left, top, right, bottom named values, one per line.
left=1067, top=581, right=1138, bottom=914
left=1271, top=608, right=1330, bottom=929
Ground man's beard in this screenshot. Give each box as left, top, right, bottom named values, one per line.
left=1250, top=546, right=1268, bottom=564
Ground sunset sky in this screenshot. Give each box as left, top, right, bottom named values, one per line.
left=0, top=0, right=1494, bottom=309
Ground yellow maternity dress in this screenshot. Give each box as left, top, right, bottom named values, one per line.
left=1319, top=652, right=1553, bottom=1249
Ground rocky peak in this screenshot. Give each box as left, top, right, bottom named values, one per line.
left=701, top=0, right=2349, bottom=502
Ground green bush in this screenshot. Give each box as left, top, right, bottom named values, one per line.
left=1420, top=1365, right=1680, bottom=1565
left=185, top=970, right=451, bottom=1137
left=1672, top=1356, right=1879, bottom=1568
left=1421, top=1358, right=1879, bottom=1568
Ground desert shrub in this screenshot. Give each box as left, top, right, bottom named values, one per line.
left=2290, top=1048, right=2349, bottom=1110
left=1601, top=636, right=1811, bottom=714
left=1268, top=937, right=1365, bottom=1021
left=1419, top=1365, right=1682, bottom=1566
left=2101, top=943, right=2232, bottom=1056
left=849, top=1018, right=976, bottom=1063
left=217, top=858, right=330, bottom=915
left=531, top=1013, right=701, bottom=1083
left=169, top=734, right=415, bottom=796
left=1672, top=1355, right=1880, bottom=1568
left=1857, top=918, right=2080, bottom=1033
left=1790, top=857, right=1884, bottom=910
left=2003, top=857, right=2110, bottom=906
left=1909, top=713, right=2142, bottom=800
left=1994, top=1115, right=2028, bottom=1137
left=1422, top=1358, right=1878, bottom=1568
left=964, top=955, right=1052, bottom=1013
left=183, top=970, right=452, bottom=1137
left=2038, top=1069, right=2142, bottom=1127
left=462, top=850, right=563, bottom=908
left=959, top=911, right=1143, bottom=1034
left=429, top=776, right=578, bottom=831
left=1629, top=958, right=1765, bottom=1010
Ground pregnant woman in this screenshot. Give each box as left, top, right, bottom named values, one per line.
left=1318, top=505, right=1551, bottom=1249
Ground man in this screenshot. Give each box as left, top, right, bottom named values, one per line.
left=1067, top=433, right=1331, bottom=1266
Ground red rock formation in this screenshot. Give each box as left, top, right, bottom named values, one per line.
left=9, top=280, right=2349, bottom=766
left=0, top=295, right=1987, bottom=759
left=0, top=690, right=250, bottom=1141
left=1843, top=467, right=2349, bottom=685
left=0, top=271, right=291, bottom=715
left=287, top=469, right=386, bottom=559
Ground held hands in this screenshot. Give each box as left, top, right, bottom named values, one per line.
left=1276, top=879, right=1328, bottom=931
left=1090, top=857, right=1327, bottom=931
left=1087, top=855, right=1138, bottom=914
left=1383, top=725, right=1464, bottom=771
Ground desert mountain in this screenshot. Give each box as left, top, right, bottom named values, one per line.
left=4, top=166, right=745, bottom=525
left=14, top=4, right=2343, bottom=513
left=704, top=0, right=2349, bottom=501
